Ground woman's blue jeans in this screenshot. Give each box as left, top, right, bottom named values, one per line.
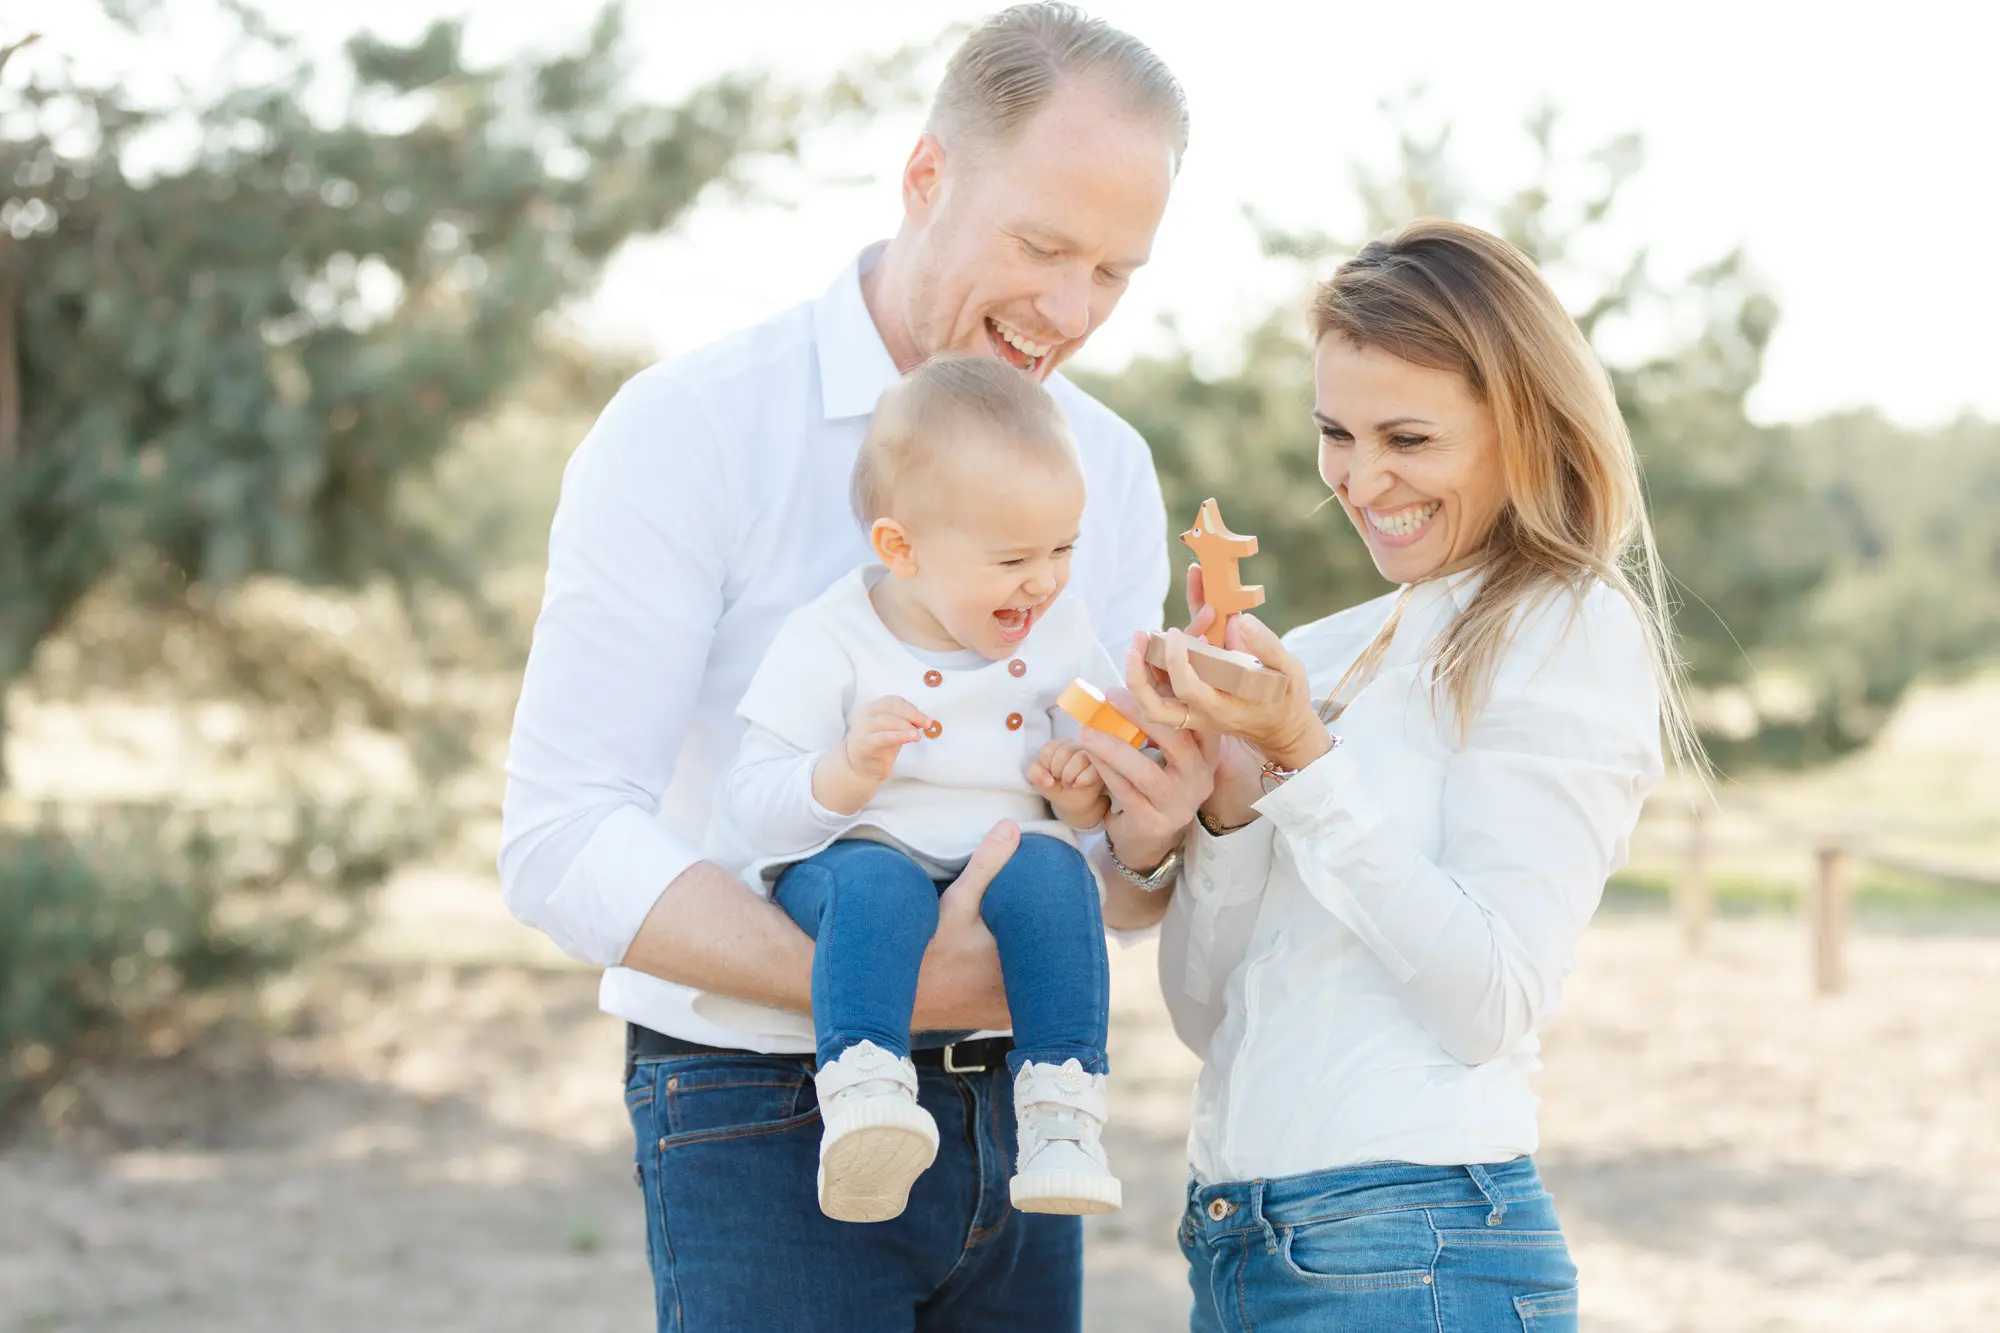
left=1180, top=1156, right=1579, bottom=1332
left=773, top=833, right=1109, bottom=1077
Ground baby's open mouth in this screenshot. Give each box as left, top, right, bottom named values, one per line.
left=993, top=605, right=1037, bottom=642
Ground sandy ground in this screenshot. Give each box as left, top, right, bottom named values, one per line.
left=3, top=876, right=1997, bottom=1333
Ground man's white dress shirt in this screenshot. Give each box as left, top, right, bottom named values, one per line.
left=499, top=244, right=1168, bottom=1052
left=1159, top=574, right=1663, bottom=1181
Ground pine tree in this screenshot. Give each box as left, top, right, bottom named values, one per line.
left=0, top=4, right=859, bottom=786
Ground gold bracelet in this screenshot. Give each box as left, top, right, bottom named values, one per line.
left=1196, top=808, right=1257, bottom=837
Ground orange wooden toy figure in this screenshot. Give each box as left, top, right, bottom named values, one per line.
left=1181, top=498, right=1265, bottom=646
left=1142, top=498, right=1288, bottom=703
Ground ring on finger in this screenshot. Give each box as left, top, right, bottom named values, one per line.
left=1174, top=700, right=1191, bottom=731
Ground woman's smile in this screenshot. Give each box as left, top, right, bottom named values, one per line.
left=1359, top=499, right=1443, bottom=547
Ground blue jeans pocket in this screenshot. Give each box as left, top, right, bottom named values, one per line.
left=1514, top=1286, right=1578, bottom=1331
left=635, top=1055, right=818, bottom=1149
left=1276, top=1209, right=1436, bottom=1289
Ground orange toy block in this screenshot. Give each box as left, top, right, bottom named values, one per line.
left=1181, top=497, right=1265, bottom=646
left=1056, top=679, right=1146, bottom=748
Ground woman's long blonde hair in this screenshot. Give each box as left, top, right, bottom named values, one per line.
left=1311, top=217, right=1699, bottom=772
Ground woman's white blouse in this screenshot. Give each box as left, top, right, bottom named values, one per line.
left=1160, top=573, right=1663, bottom=1182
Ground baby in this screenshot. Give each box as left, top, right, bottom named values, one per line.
left=715, top=355, right=1126, bottom=1224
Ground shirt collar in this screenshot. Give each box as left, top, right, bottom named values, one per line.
left=813, top=241, right=902, bottom=421
left=1396, top=567, right=1486, bottom=646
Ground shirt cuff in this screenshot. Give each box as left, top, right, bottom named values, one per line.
left=1252, top=740, right=1373, bottom=853
left=539, top=804, right=701, bottom=968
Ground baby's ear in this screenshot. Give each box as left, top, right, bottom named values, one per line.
left=869, top=518, right=919, bottom=575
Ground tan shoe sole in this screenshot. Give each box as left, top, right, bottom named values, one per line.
left=1009, top=1168, right=1123, bottom=1215
left=816, top=1100, right=939, bottom=1223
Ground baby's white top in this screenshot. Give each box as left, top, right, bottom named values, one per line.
left=709, top=563, right=1121, bottom=889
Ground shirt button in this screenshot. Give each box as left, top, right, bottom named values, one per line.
left=1206, top=1199, right=1233, bottom=1221
left=1008, top=659, right=1027, bottom=677
left=923, top=670, right=943, bottom=688
left=924, top=720, right=943, bottom=739
left=1006, top=712, right=1023, bottom=731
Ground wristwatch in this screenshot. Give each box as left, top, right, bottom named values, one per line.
left=1106, top=837, right=1182, bottom=893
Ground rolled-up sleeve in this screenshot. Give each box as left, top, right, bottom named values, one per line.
left=497, top=369, right=732, bottom=967
left=1254, top=586, right=1665, bottom=1066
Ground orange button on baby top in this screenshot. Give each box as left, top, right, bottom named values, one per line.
left=1006, top=713, right=1024, bottom=731
left=1008, top=659, right=1027, bottom=678
left=923, top=670, right=943, bottom=688
left=923, top=720, right=943, bottom=739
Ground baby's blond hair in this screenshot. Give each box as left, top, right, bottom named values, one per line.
left=850, top=355, right=1081, bottom=527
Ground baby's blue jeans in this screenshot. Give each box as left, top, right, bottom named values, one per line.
left=773, top=833, right=1109, bottom=1077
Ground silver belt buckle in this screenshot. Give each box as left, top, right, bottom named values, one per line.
left=942, top=1042, right=987, bottom=1074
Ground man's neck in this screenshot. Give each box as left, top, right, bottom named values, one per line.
left=859, top=235, right=925, bottom=375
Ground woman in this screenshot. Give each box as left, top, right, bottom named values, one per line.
left=1083, top=218, right=1691, bottom=1332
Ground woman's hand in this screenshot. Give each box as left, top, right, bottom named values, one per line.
left=1071, top=673, right=1218, bottom=873
left=1148, top=610, right=1332, bottom=774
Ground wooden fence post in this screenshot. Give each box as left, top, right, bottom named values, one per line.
left=1674, top=804, right=1711, bottom=950
left=1808, top=844, right=1849, bottom=994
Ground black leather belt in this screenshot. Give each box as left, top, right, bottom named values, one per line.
left=627, top=1023, right=1014, bottom=1074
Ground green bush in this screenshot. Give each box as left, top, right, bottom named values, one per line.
left=0, top=797, right=428, bottom=1114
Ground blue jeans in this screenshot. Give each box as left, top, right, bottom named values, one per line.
left=773, top=834, right=1110, bottom=1077
left=626, top=1045, right=1081, bottom=1331
left=1180, top=1157, right=1579, bottom=1332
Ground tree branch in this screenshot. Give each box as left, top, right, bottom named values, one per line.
left=0, top=32, right=40, bottom=82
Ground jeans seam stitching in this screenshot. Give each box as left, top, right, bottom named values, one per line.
left=640, top=1086, right=684, bottom=1332
left=666, top=1078, right=802, bottom=1093
left=1237, top=1234, right=1256, bottom=1333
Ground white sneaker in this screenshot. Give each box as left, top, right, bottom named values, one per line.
left=812, top=1040, right=939, bottom=1223
left=1009, top=1058, right=1122, bottom=1215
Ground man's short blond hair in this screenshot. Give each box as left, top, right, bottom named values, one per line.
left=851, top=356, right=1080, bottom=527
left=928, top=3, right=1189, bottom=165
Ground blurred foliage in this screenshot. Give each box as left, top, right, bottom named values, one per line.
left=0, top=0, right=892, bottom=787
left=0, top=794, right=429, bottom=1114
left=0, top=0, right=904, bottom=1089
left=1762, top=411, right=2000, bottom=760
left=1075, top=97, right=1990, bottom=769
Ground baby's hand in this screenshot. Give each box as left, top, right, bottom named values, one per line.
left=842, top=695, right=932, bottom=783
left=1031, top=738, right=1111, bottom=830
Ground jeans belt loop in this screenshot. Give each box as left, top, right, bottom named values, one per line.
left=942, top=1041, right=987, bottom=1074
left=1465, top=1163, right=1506, bottom=1227
left=1250, top=1179, right=1279, bottom=1254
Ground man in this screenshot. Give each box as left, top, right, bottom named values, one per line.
left=499, top=6, right=1187, bottom=1328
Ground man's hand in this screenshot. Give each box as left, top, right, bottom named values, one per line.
left=911, top=820, right=1018, bottom=1032
left=812, top=694, right=930, bottom=815
left=1029, top=737, right=1111, bottom=829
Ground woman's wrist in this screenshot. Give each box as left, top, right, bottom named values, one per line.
left=1259, top=713, right=1335, bottom=773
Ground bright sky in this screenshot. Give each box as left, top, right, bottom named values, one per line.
left=16, top=0, right=2000, bottom=426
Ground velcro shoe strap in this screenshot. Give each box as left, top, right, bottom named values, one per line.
left=1014, top=1064, right=1109, bottom=1120
left=814, top=1047, right=919, bottom=1100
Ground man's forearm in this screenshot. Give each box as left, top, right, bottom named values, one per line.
left=619, top=859, right=816, bottom=1012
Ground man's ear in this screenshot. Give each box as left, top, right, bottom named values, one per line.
left=901, top=133, right=947, bottom=225
left=871, top=518, right=920, bottom=576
